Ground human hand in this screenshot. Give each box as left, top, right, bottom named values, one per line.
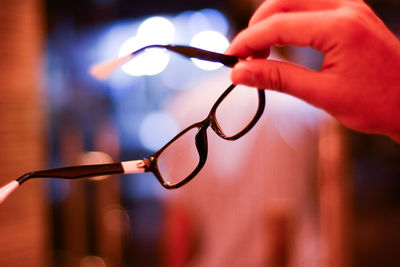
left=227, top=0, right=400, bottom=142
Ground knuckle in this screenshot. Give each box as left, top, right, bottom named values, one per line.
left=336, top=10, right=361, bottom=30
left=269, top=67, right=284, bottom=91
left=351, top=1, right=376, bottom=19
left=334, top=5, right=374, bottom=38
left=255, top=64, right=284, bottom=91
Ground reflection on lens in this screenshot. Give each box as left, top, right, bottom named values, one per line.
left=157, top=127, right=200, bottom=186
left=215, top=85, right=259, bottom=137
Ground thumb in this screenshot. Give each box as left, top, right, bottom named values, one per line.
left=231, top=59, right=332, bottom=106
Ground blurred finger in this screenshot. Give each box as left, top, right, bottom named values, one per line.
left=231, top=59, right=334, bottom=108
left=249, top=0, right=339, bottom=26
left=228, top=11, right=335, bottom=58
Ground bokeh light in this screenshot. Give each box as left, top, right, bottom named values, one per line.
left=196, top=9, right=229, bottom=35
left=78, top=151, right=114, bottom=181
left=118, top=16, right=175, bottom=76
left=137, top=16, right=175, bottom=44
left=118, top=36, right=170, bottom=76
left=189, top=30, right=230, bottom=70
left=138, top=111, right=179, bottom=151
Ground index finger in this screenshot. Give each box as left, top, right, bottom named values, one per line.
left=249, top=0, right=339, bottom=26
left=227, top=11, right=335, bottom=58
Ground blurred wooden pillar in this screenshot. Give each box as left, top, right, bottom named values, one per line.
left=318, top=120, right=353, bottom=267
left=58, top=123, right=123, bottom=266
left=0, top=0, right=49, bottom=266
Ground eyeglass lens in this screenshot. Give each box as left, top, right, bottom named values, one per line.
left=214, top=85, right=260, bottom=138
left=156, top=127, right=200, bottom=186
left=154, top=85, right=261, bottom=186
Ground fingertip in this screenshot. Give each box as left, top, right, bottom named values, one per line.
left=226, top=29, right=254, bottom=58
left=226, top=44, right=242, bottom=59
left=231, top=59, right=327, bottom=105
left=231, top=62, right=256, bottom=87
left=224, top=46, right=235, bottom=56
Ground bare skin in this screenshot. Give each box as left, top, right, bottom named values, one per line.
left=227, top=0, right=400, bottom=142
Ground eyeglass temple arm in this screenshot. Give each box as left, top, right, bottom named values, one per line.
left=160, top=45, right=239, bottom=67
left=90, top=44, right=239, bottom=80
left=0, top=160, right=147, bottom=204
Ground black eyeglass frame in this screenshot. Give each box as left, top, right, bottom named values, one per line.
left=147, top=83, right=265, bottom=189
left=0, top=44, right=266, bottom=203
left=16, top=83, right=265, bottom=190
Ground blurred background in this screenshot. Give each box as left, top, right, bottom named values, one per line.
left=0, top=0, right=400, bottom=266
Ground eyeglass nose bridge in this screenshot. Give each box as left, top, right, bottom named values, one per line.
left=195, top=125, right=209, bottom=159
left=151, top=123, right=209, bottom=190
left=173, top=125, right=209, bottom=188
left=209, top=114, right=226, bottom=139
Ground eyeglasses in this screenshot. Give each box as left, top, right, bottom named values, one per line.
left=0, top=44, right=265, bottom=203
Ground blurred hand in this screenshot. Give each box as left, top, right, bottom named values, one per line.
left=227, top=0, right=400, bottom=142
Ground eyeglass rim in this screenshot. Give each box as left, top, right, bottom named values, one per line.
left=147, top=83, right=266, bottom=189
left=149, top=123, right=208, bottom=189
left=209, top=84, right=266, bottom=141
left=8, top=47, right=263, bottom=192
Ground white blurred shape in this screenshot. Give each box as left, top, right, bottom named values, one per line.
left=96, top=21, right=139, bottom=63
left=173, top=11, right=196, bottom=43
left=189, top=31, right=230, bottom=71
left=188, top=11, right=210, bottom=35
left=118, top=16, right=175, bottom=76
left=198, top=9, right=229, bottom=35
left=137, top=16, right=175, bottom=44
left=139, top=111, right=179, bottom=151
left=118, top=36, right=170, bottom=76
